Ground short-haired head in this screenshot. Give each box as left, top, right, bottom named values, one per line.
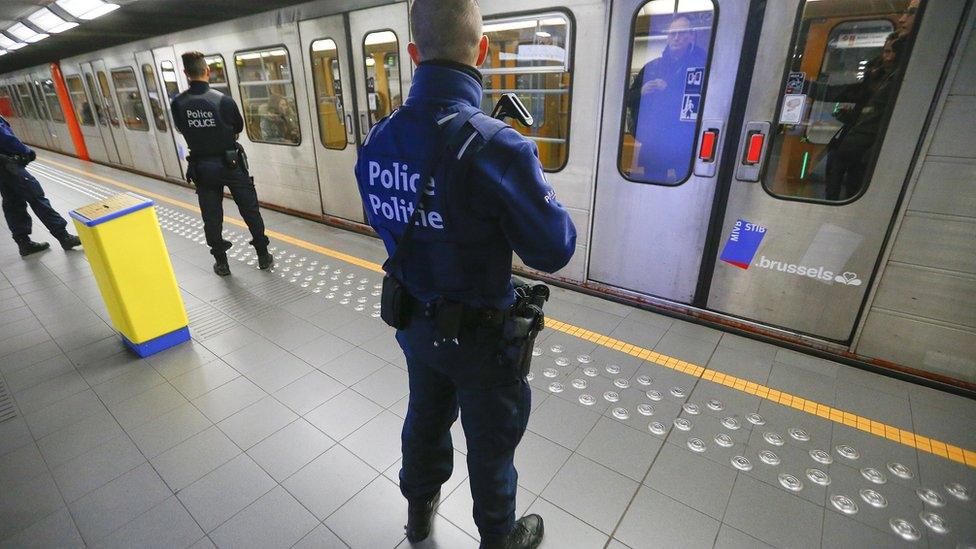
left=182, top=51, right=208, bottom=80
left=409, top=0, right=488, bottom=66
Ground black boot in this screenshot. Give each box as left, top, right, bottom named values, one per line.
left=481, top=515, right=544, bottom=549
left=405, top=490, right=440, bottom=544
left=256, top=248, right=274, bottom=270
left=213, top=254, right=231, bottom=277
left=57, top=234, right=82, bottom=251
left=17, top=239, right=50, bottom=257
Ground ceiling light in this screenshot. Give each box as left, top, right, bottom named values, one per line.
left=8, top=23, right=49, bottom=43
left=0, top=50, right=7, bottom=56
left=364, top=31, right=397, bottom=46
left=56, top=0, right=121, bottom=21
left=28, top=8, right=79, bottom=33
left=0, top=35, right=24, bottom=50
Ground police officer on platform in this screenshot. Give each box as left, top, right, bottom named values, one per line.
left=0, top=114, right=82, bottom=257
left=355, top=1, right=576, bottom=547
left=171, top=51, right=272, bottom=276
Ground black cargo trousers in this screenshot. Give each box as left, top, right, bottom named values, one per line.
left=190, top=158, right=270, bottom=258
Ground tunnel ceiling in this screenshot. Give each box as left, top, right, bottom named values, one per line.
left=0, top=0, right=314, bottom=74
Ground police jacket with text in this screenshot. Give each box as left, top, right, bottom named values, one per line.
left=0, top=115, right=31, bottom=156
left=170, top=81, right=243, bottom=158
left=355, top=62, right=576, bottom=310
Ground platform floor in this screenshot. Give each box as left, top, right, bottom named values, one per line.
left=1, top=151, right=974, bottom=549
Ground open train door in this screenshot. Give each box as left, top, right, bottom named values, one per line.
left=704, top=0, right=968, bottom=342
left=135, top=49, right=184, bottom=180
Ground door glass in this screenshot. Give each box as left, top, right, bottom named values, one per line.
left=481, top=13, right=573, bottom=171
left=96, top=71, right=121, bottom=127
left=65, top=75, right=94, bottom=126
left=763, top=0, right=921, bottom=202
left=234, top=47, right=302, bottom=145
left=619, top=0, right=715, bottom=185
left=310, top=38, right=348, bottom=150
left=31, top=82, right=51, bottom=120
left=16, top=84, right=37, bottom=119
left=141, top=64, right=168, bottom=132
left=110, top=68, right=150, bottom=131
left=160, top=60, right=180, bottom=100
left=84, top=73, right=107, bottom=126
left=363, top=30, right=402, bottom=127
left=41, top=79, right=65, bottom=122
left=205, top=55, right=230, bottom=93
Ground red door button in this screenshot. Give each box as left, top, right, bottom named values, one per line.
left=744, top=132, right=765, bottom=165
left=699, top=129, right=718, bottom=162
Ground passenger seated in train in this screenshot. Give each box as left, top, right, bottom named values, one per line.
left=625, top=14, right=707, bottom=183
left=259, top=95, right=300, bottom=144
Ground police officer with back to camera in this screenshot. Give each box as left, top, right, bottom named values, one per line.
left=0, top=114, right=82, bottom=257
left=171, top=51, right=273, bottom=276
left=355, top=1, right=576, bottom=547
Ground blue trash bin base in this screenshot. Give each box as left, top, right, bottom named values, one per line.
left=121, top=326, right=191, bottom=358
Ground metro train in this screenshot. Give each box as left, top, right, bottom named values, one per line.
left=0, top=0, right=973, bottom=391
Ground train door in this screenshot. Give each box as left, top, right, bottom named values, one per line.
left=38, top=72, right=75, bottom=154
left=135, top=49, right=183, bottom=179
left=151, top=46, right=189, bottom=178
left=589, top=0, right=750, bottom=303
left=705, top=0, right=966, bottom=341
left=80, top=61, right=123, bottom=164
left=91, top=59, right=134, bottom=166
left=62, top=70, right=111, bottom=163
left=27, top=76, right=56, bottom=150
left=107, top=60, right=167, bottom=176
left=12, top=81, right=43, bottom=146
left=298, top=15, right=361, bottom=221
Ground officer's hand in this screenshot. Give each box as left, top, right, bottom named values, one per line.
left=642, top=79, right=667, bottom=94
left=27, top=149, right=36, bottom=163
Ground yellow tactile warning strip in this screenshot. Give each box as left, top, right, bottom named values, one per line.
left=40, top=157, right=976, bottom=470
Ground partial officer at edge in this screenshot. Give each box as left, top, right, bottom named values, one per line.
left=0, top=114, right=82, bottom=257
left=355, top=1, right=577, bottom=547
left=171, top=51, right=273, bottom=276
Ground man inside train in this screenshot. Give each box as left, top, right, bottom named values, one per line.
left=171, top=51, right=273, bottom=276
left=626, top=14, right=708, bottom=183
left=0, top=114, right=82, bottom=257
left=355, top=1, right=576, bottom=547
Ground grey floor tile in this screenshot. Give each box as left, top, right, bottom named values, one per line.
left=325, top=476, right=408, bottom=548
left=93, top=497, right=205, bottom=549
left=273, top=371, right=344, bottom=415
left=645, top=442, right=735, bottom=520
left=243, top=309, right=326, bottom=351
left=541, top=454, right=639, bottom=534
left=577, top=417, right=662, bottom=482
left=0, top=507, right=84, bottom=549
left=292, top=524, right=348, bottom=549
left=330, top=315, right=389, bottom=347
left=713, top=524, right=775, bottom=549
left=217, top=396, right=297, bottom=449
left=74, top=351, right=142, bottom=387
left=305, top=389, right=383, bottom=441
left=151, top=426, right=241, bottom=492
left=352, top=364, right=408, bottom=408
left=23, top=389, right=106, bottom=440
left=342, top=410, right=403, bottom=471
left=0, top=339, right=62, bottom=376
left=723, top=473, right=823, bottom=549
left=317, top=347, right=388, bottom=386
left=527, top=395, right=602, bottom=450
left=291, top=332, right=355, bottom=368
left=13, top=370, right=90, bottom=416
left=191, top=377, right=266, bottom=423
left=0, top=443, right=48, bottom=491
left=820, top=509, right=919, bottom=549
left=222, top=340, right=291, bottom=375
left=0, top=473, right=65, bottom=540
left=526, top=497, right=609, bottom=549
left=0, top=331, right=54, bottom=362
left=360, top=332, right=406, bottom=369
left=127, top=403, right=213, bottom=458
left=68, top=463, right=171, bottom=543
left=607, top=320, right=669, bottom=350
left=615, top=487, right=719, bottom=549
left=197, top=325, right=260, bottom=357
left=178, top=454, right=276, bottom=532
left=282, top=445, right=379, bottom=520
left=833, top=382, right=913, bottom=431
left=829, top=424, right=919, bottom=477
left=37, top=410, right=124, bottom=468
left=93, top=366, right=167, bottom=406
left=210, top=486, right=318, bottom=549
left=246, top=419, right=334, bottom=481
left=51, top=434, right=146, bottom=503
left=147, top=341, right=218, bottom=380
left=513, top=430, right=573, bottom=495
left=241, top=354, right=313, bottom=393
left=171, top=360, right=240, bottom=400
left=107, top=382, right=188, bottom=431
left=707, top=345, right=774, bottom=385
left=395, top=514, right=479, bottom=548
left=0, top=417, right=33, bottom=458
left=4, top=354, right=74, bottom=393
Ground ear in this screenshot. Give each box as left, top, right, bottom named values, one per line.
left=408, top=42, right=422, bottom=66
left=475, top=35, right=490, bottom=66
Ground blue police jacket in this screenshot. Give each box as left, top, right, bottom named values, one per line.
left=0, top=115, right=31, bottom=156
left=355, top=62, right=576, bottom=310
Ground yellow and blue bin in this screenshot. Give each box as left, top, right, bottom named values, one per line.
left=70, top=193, right=189, bottom=357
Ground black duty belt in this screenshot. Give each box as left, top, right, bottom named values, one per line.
left=408, top=294, right=507, bottom=328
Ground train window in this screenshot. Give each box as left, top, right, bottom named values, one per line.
left=15, top=84, right=36, bottom=119
left=31, top=82, right=52, bottom=121
left=159, top=60, right=180, bottom=100
left=204, top=55, right=230, bottom=93
left=362, top=30, right=402, bottom=129
left=310, top=38, right=347, bottom=150
left=41, top=79, right=66, bottom=123
left=619, top=0, right=715, bottom=186
left=110, top=68, right=150, bottom=131
left=763, top=0, right=922, bottom=203
left=97, top=71, right=121, bottom=127
left=481, top=13, right=573, bottom=172
left=141, top=64, right=168, bottom=132
left=234, top=47, right=302, bottom=145
left=65, top=75, right=94, bottom=126
left=0, top=87, right=12, bottom=118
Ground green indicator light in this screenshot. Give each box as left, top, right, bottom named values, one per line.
left=800, top=151, right=810, bottom=180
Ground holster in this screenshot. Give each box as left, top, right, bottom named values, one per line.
left=500, top=279, right=550, bottom=378
left=380, top=274, right=412, bottom=329
left=222, top=149, right=240, bottom=170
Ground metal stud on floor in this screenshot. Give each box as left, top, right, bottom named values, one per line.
left=583, top=367, right=598, bottom=377
left=836, top=445, right=860, bottom=460
left=550, top=344, right=564, bottom=353
left=604, top=391, right=620, bottom=403
left=577, top=354, right=591, bottom=364
left=806, top=468, right=831, bottom=486
left=637, top=403, right=654, bottom=416
left=887, top=462, right=914, bottom=480
left=649, top=421, right=667, bottom=436
left=779, top=473, right=803, bottom=492
left=670, top=386, right=687, bottom=398
left=919, top=511, right=949, bottom=535
left=810, top=449, right=833, bottom=465
left=612, top=407, right=630, bottom=420
left=605, top=364, right=621, bottom=375
left=721, top=416, right=741, bottom=430
left=764, top=432, right=785, bottom=446
left=861, top=468, right=887, bottom=484
left=831, top=494, right=859, bottom=515
left=687, top=437, right=706, bottom=453
left=548, top=382, right=564, bottom=393
left=915, top=488, right=945, bottom=507
left=714, top=433, right=733, bottom=448
left=945, top=482, right=970, bottom=501
left=707, top=399, right=725, bottom=411
left=889, top=518, right=921, bottom=542
left=646, top=390, right=663, bottom=401
left=859, top=488, right=888, bottom=508
left=579, top=394, right=595, bottom=406
left=759, top=450, right=780, bottom=466
left=614, top=378, right=630, bottom=389
left=674, top=417, right=693, bottom=431
left=683, top=402, right=701, bottom=415
left=746, top=412, right=765, bottom=426
left=731, top=455, right=753, bottom=471
left=789, top=427, right=810, bottom=442
left=636, top=375, right=653, bottom=386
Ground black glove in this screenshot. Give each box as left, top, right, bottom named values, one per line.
left=22, top=150, right=36, bottom=165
